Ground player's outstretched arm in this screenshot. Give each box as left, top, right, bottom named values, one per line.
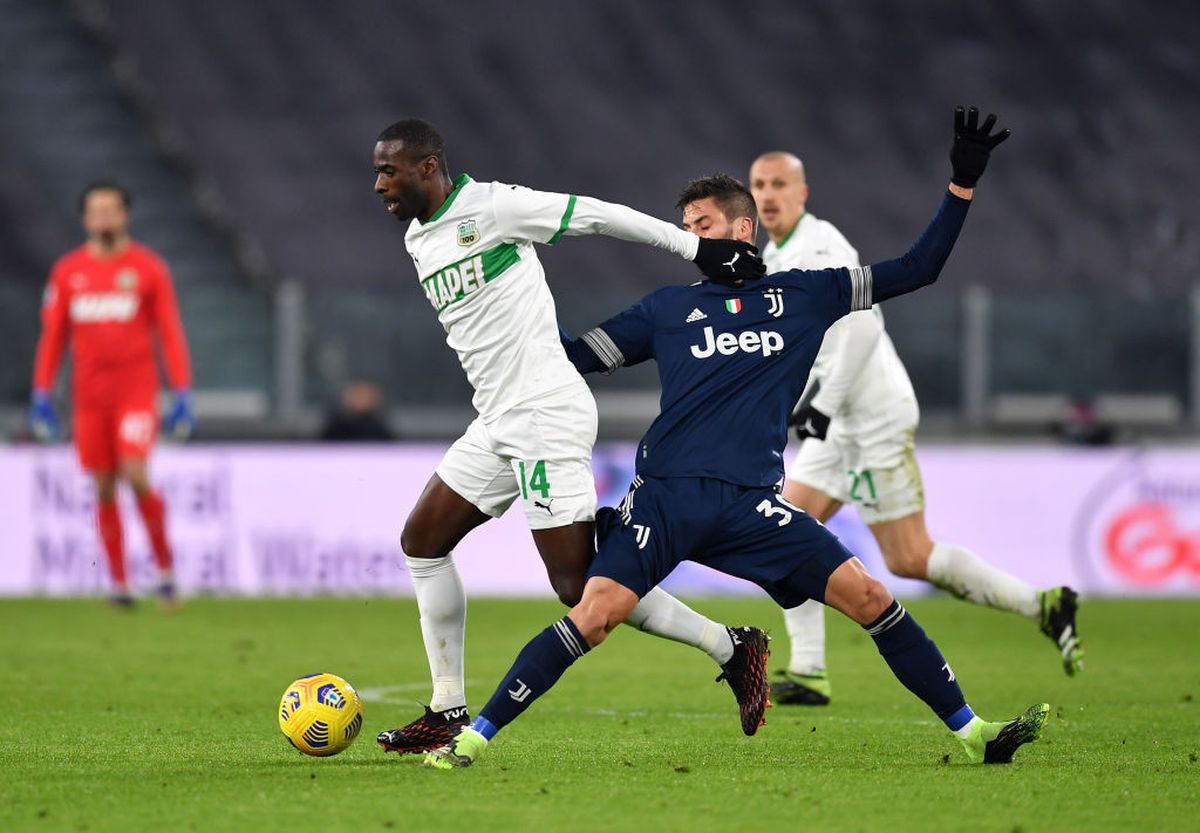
left=494, top=185, right=764, bottom=282
left=862, top=106, right=1010, bottom=305
left=569, top=196, right=764, bottom=282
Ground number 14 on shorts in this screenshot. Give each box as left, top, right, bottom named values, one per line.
left=517, top=460, right=551, bottom=499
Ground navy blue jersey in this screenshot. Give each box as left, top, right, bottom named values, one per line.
left=580, top=267, right=868, bottom=486
left=563, top=191, right=970, bottom=488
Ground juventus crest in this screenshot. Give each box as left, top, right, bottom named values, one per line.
left=763, top=288, right=784, bottom=318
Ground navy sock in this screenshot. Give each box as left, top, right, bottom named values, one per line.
left=474, top=616, right=590, bottom=740
left=865, top=600, right=973, bottom=730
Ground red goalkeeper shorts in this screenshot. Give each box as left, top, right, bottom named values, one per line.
left=74, top=399, right=159, bottom=473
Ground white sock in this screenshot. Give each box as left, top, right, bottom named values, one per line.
left=926, top=542, right=1040, bottom=620
left=405, top=554, right=467, bottom=711
left=626, top=587, right=734, bottom=665
left=783, top=600, right=826, bottom=675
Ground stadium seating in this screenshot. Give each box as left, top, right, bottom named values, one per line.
left=2, top=0, right=1195, bottom=426
left=0, top=0, right=271, bottom=409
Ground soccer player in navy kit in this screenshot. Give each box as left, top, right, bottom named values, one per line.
left=426, top=108, right=1049, bottom=769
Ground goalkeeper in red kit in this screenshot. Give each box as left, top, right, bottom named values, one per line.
left=30, top=182, right=195, bottom=606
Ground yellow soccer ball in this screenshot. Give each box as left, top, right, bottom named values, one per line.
left=278, top=672, right=364, bottom=756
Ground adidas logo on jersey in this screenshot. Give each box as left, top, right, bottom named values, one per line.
left=689, top=325, right=784, bottom=359
left=685, top=308, right=707, bottom=323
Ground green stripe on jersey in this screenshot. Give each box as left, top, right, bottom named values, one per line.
left=421, top=242, right=521, bottom=313
left=547, top=194, right=577, bottom=245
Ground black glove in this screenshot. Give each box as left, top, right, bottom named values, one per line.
left=788, top=402, right=830, bottom=441
left=692, top=238, right=766, bottom=285
left=949, top=106, right=1010, bottom=188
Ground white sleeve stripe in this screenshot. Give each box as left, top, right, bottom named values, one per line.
left=580, top=327, right=624, bottom=372
left=849, top=264, right=873, bottom=311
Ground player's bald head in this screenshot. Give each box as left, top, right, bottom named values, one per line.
left=751, top=152, right=806, bottom=184
left=749, top=151, right=810, bottom=243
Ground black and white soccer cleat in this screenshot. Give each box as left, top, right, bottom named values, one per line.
left=378, top=704, right=471, bottom=754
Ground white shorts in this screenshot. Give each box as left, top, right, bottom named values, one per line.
left=787, top=398, right=923, bottom=524
left=436, top=383, right=598, bottom=530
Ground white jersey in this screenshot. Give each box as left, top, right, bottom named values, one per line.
left=763, top=212, right=916, bottom=430
left=404, top=174, right=698, bottom=421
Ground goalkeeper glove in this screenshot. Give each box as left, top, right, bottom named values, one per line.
left=30, top=391, right=59, bottom=442
left=789, top=402, right=830, bottom=442
left=693, top=238, right=766, bottom=286
left=950, top=106, right=1010, bottom=188
left=164, top=390, right=196, bottom=440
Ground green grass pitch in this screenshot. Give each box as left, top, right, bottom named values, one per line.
left=2, top=596, right=1197, bottom=832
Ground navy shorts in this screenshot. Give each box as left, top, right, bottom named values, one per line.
left=588, top=475, right=854, bottom=608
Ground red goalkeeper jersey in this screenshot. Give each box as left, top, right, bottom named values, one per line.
left=33, top=241, right=192, bottom=410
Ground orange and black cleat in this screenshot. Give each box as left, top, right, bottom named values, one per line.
left=715, top=626, right=771, bottom=735
left=378, top=704, right=470, bottom=754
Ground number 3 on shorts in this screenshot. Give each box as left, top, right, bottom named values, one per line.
left=756, top=497, right=792, bottom=527
left=518, top=460, right=550, bottom=499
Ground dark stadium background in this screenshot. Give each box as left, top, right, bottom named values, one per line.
left=1, top=0, right=1196, bottom=440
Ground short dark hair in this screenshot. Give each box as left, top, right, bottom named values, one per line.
left=675, top=174, right=757, bottom=225
left=377, top=118, right=447, bottom=168
left=79, top=180, right=131, bottom=214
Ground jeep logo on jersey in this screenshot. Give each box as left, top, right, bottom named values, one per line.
left=69, top=292, right=139, bottom=323
left=456, top=219, right=479, bottom=246
left=689, top=325, right=784, bottom=359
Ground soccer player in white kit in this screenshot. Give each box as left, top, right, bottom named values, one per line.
left=371, top=119, right=772, bottom=753
left=748, top=148, right=1083, bottom=706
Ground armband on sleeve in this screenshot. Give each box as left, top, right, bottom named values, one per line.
left=579, top=327, right=625, bottom=374
left=848, top=265, right=874, bottom=312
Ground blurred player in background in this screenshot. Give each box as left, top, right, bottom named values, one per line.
left=372, top=120, right=770, bottom=754
left=30, top=181, right=195, bottom=607
left=748, top=146, right=1083, bottom=705
left=319, top=380, right=395, bottom=442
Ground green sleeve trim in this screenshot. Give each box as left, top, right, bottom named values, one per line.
left=547, top=194, right=577, bottom=245
left=421, top=173, right=473, bottom=225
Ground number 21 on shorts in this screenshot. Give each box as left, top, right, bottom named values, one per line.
left=517, top=460, right=550, bottom=499
left=848, top=468, right=877, bottom=504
